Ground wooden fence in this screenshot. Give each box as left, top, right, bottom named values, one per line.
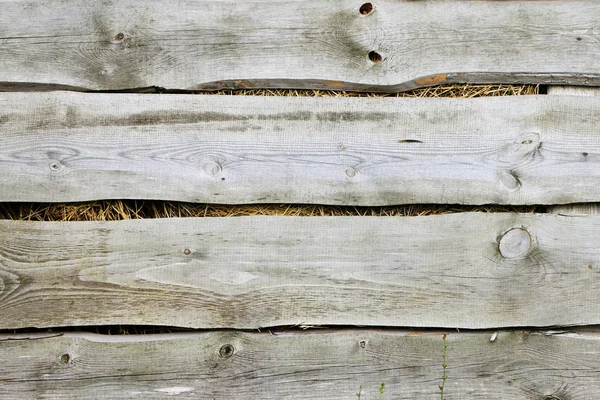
left=1, top=1, right=600, bottom=399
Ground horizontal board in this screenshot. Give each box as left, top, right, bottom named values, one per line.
left=548, top=87, right=600, bottom=97
left=2, top=93, right=600, bottom=205
left=1, top=213, right=600, bottom=330
left=0, top=1, right=599, bottom=91
left=547, top=86, right=600, bottom=215
left=1, top=329, right=599, bottom=399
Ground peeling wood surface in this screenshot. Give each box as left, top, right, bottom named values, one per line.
left=1, top=330, right=600, bottom=399
left=1, top=213, right=600, bottom=330
left=0, top=0, right=599, bottom=91
left=2, top=92, right=600, bottom=205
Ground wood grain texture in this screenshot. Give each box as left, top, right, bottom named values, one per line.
left=0, top=0, right=599, bottom=91
left=1, top=213, right=600, bottom=330
left=547, top=86, right=600, bottom=96
left=1, top=329, right=599, bottom=399
left=547, top=86, right=600, bottom=215
left=2, top=92, right=600, bottom=205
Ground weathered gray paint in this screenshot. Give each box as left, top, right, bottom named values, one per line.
left=0, top=1, right=599, bottom=91
left=1, top=213, right=600, bottom=330
left=1, top=92, right=600, bottom=205
left=1, top=330, right=599, bottom=399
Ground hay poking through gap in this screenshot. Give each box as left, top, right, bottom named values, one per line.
left=205, top=84, right=538, bottom=98
left=0, top=201, right=540, bottom=221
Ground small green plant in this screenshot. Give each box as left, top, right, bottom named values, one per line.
left=439, top=334, right=448, bottom=400
left=356, top=383, right=385, bottom=399
left=378, top=383, right=385, bottom=400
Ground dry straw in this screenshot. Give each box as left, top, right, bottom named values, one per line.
left=0, top=84, right=539, bottom=222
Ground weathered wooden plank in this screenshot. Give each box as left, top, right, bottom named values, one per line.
left=1, top=213, right=600, bottom=330
left=547, top=87, right=600, bottom=96
left=547, top=86, right=600, bottom=215
left=1, top=329, right=599, bottom=399
left=2, top=92, right=600, bottom=205
left=0, top=0, right=599, bottom=91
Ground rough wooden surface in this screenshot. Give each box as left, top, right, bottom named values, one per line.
left=1, top=329, right=599, bottom=399
left=1, top=0, right=599, bottom=91
left=547, top=87, right=600, bottom=96
left=1, top=213, right=600, bottom=330
left=2, top=92, right=600, bottom=205
left=547, top=86, right=600, bottom=215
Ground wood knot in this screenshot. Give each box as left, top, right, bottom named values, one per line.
left=219, top=344, right=235, bottom=358
left=49, top=161, right=63, bottom=171
left=202, top=162, right=222, bottom=177
left=499, top=228, right=532, bottom=258
left=359, top=3, right=374, bottom=15
left=368, top=51, right=383, bottom=63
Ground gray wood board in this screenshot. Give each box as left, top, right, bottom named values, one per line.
left=1, top=213, right=600, bottom=330
left=0, top=0, right=599, bottom=91
left=2, top=92, right=600, bottom=205
left=1, top=329, right=599, bottom=399
left=547, top=86, right=600, bottom=215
